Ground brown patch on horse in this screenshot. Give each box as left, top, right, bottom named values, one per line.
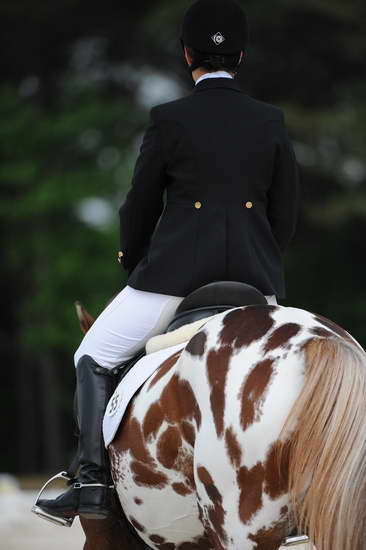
left=313, top=314, right=354, bottom=343
left=197, top=466, right=227, bottom=544
left=130, top=461, right=168, bottom=489
left=225, top=426, right=242, bottom=468
left=263, top=323, right=301, bottom=353
left=264, top=440, right=290, bottom=500
left=310, top=326, right=335, bottom=338
left=149, top=537, right=175, bottom=550
left=206, top=345, right=232, bottom=437
left=148, top=350, right=182, bottom=390
left=129, top=516, right=145, bottom=533
left=248, top=516, right=288, bottom=550
left=134, top=497, right=143, bottom=505
left=160, top=436, right=195, bottom=491
left=219, top=306, right=276, bottom=349
left=186, top=330, right=207, bottom=356
left=181, top=420, right=195, bottom=447
left=114, top=416, right=153, bottom=465
left=240, top=358, right=275, bottom=431
left=148, top=536, right=175, bottom=550
left=157, top=426, right=182, bottom=469
left=160, top=375, right=202, bottom=428
left=172, top=482, right=193, bottom=496
left=197, top=466, right=213, bottom=485
left=237, top=462, right=265, bottom=524
left=143, top=401, right=164, bottom=439
left=199, top=520, right=225, bottom=550
left=150, top=534, right=166, bottom=544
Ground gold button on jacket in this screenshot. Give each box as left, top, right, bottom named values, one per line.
left=117, top=251, right=124, bottom=263
left=194, top=201, right=202, bottom=209
left=245, top=201, right=253, bottom=209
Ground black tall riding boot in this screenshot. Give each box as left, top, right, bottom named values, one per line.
left=37, top=354, right=117, bottom=520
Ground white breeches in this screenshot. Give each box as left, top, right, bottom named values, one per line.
left=74, top=285, right=278, bottom=370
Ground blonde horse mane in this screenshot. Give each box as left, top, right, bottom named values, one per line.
left=279, top=336, right=366, bottom=550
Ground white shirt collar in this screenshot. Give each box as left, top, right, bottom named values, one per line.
left=195, top=70, right=234, bottom=86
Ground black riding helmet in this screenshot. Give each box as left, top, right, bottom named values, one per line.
left=181, top=0, right=249, bottom=73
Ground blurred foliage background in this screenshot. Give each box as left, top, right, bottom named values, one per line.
left=1, top=0, right=365, bottom=475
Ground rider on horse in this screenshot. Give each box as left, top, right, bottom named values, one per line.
left=35, top=0, right=299, bottom=522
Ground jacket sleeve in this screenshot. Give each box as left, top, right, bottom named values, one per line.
left=267, top=112, right=300, bottom=253
left=118, top=107, right=166, bottom=274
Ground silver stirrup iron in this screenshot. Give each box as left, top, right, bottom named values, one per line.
left=281, top=535, right=311, bottom=548
left=31, top=471, right=75, bottom=527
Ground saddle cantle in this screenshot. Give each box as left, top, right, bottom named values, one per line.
left=165, top=280, right=267, bottom=332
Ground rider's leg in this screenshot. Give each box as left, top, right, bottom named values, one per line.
left=37, top=285, right=184, bottom=520
left=74, top=284, right=184, bottom=369
left=37, top=356, right=116, bottom=519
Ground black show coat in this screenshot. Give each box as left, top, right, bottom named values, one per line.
left=118, top=77, right=300, bottom=299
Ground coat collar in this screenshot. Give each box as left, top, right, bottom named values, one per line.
left=192, top=77, right=243, bottom=94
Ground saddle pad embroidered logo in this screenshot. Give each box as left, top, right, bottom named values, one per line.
left=107, top=390, right=122, bottom=417
left=211, top=32, right=225, bottom=45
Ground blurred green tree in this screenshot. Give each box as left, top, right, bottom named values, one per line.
left=0, top=84, right=148, bottom=471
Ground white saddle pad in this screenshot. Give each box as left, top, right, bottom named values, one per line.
left=103, top=341, right=188, bottom=447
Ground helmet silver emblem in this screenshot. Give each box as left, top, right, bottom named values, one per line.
left=211, top=32, right=226, bottom=45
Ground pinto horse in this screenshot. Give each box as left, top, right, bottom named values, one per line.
left=77, top=302, right=366, bottom=550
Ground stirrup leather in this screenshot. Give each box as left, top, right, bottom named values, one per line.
left=31, top=471, right=76, bottom=527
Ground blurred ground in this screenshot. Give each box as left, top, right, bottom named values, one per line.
left=0, top=476, right=85, bottom=550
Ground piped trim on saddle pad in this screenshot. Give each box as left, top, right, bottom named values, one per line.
left=145, top=315, right=217, bottom=354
